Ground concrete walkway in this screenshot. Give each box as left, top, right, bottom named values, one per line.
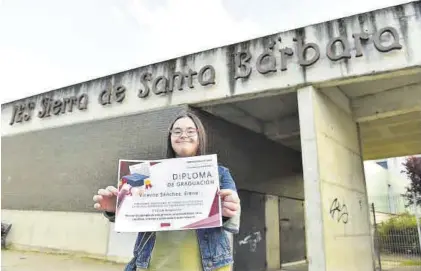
left=278, top=262, right=421, bottom=271
left=1, top=249, right=126, bottom=271
left=3, top=249, right=421, bottom=271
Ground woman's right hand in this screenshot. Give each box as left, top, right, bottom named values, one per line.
left=93, top=186, right=118, bottom=213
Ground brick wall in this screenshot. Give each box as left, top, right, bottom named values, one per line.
left=1, top=106, right=188, bottom=211
left=1, top=106, right=303, bottom=212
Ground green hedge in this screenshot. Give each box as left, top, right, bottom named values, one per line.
left=377, top=213, right=421, bottom=254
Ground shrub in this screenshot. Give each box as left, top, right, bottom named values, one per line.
left=377, top=212, right=420, bottom=254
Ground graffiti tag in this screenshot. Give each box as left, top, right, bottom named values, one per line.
left=329, top=198, right=349, bottom=224
left=238, top=231, right=262, bottom=252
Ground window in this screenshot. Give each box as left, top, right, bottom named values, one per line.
left=376, top=160, right=388, bottom=169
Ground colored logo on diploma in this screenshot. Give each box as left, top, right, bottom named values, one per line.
left=145, top=179, right=152, bottom=189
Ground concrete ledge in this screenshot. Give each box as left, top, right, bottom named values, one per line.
left=282, top=260, right=308, bottom=267
left=1, top=210, right=110, bottom=258
left=6, top=244, right=109, bottom=261
left=5, top=244, right=132, bottom=265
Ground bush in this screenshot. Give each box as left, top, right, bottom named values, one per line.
left=377, top=212, right=420, bottom=254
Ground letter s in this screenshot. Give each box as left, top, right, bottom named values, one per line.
left=138, top=72, right=151, bottom=98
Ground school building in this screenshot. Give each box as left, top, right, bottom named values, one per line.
left=2, top=1, right=421, bottom=271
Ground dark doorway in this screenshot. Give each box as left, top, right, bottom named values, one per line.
left=279, top=197, right=306, bottom=265
left=234, top=190, right=267, bottom=271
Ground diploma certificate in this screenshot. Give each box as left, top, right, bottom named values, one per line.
left=114, top=154, right=222, bottom=232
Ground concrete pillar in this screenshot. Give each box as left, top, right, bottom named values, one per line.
left=297, top=86, right=374, bottom=271
left=265, top=195, right=280, bottom=270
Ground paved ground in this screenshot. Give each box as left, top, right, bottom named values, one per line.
left=1, top=249, right=126, bottom=271
left=3, top=249, right=421, bottom=271
left=279, top=263, right=421, bottom=271
left=388, top=267, right=421, bottom=271
left=381, top=264, right=421, bottom=271
left=281, top=263, right=308, bottom=271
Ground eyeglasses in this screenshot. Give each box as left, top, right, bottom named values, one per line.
left=170, top=128, right=198, bottom=137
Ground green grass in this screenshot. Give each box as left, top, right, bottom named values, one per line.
left=400, top=259, right=421, bottom=266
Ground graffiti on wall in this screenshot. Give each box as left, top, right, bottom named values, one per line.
left=329, top=198, right=349, bottom=224
left=238, top=231, right=262, bottom=252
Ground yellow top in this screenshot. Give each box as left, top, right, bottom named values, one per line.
left=139, top=230, right=231, bottom=271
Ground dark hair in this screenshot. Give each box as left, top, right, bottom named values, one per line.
left=166, top=111, right=207, bottom=158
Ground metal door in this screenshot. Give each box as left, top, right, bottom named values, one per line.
left=234, top=190, right=267, bottom=271
left=279, top=197, right=306, bottom=264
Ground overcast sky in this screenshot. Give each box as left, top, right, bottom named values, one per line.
left=0, top=0, right=412, bottom=104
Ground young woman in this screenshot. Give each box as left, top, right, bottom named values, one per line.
left=93, top=111, right=241, bottom=271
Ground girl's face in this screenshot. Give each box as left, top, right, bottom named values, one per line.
left=170, top=117, right=199, bottom=157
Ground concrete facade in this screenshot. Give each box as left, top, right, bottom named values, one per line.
left=2, top=2, right=421, bottom=271
left=2, top=106, right=302, bottom=211
left=298, top=86, right=373, bottom=271
left=265, top=195, right=281, bottom=269
left=1, top=210, right=110, bottom=257
left=3, top=2, right=421, bottom=153
left=2, top=105, right=303, bottom=266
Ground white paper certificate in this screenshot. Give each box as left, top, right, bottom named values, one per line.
left=114, top=154, right=222, bottom=232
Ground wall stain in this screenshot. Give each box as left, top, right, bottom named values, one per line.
left=337, top=18, right=350, bottom=74
left=415, top=1, right=421, bottom=20
left=166, top=59, right=178, bottom=106
left=226, top=44, right=236, bottom=96
left=294, top=28, right=307, bottom=83
left=394, top=5, right=410, bottom=60
left=358, top=14, right=367, bottom=31
left=325, top=21, right=335, bottom=70
left=368, top=12, right=378, bottom=34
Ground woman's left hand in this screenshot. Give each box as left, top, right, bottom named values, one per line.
left=219, top=189, right=240, bottom=218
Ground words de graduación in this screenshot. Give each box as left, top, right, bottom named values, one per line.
left=143, top=170, right=216, bottom=198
